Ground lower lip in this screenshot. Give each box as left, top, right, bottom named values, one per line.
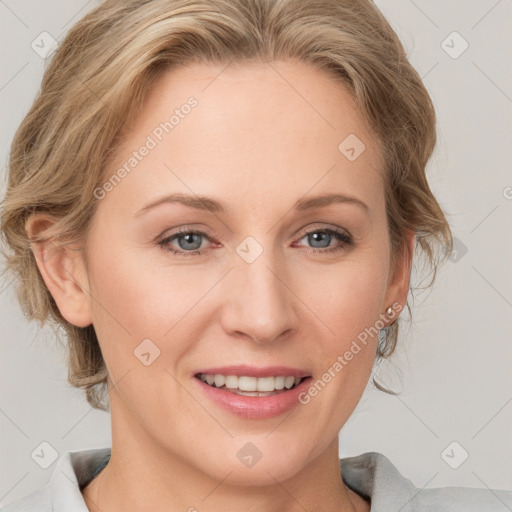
left=194, top=376, right=312, bottom=420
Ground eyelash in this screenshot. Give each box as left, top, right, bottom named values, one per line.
left=157, top=226, right=353, bottom=256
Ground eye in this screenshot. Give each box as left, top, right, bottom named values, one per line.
left=157, top=226, right=353, bottom=256
left=158, top=228, right=213, bottom=256
left=294, top=227, right=353, bottom=254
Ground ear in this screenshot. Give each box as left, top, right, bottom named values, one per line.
left=382, top=229, right=416, bottom=324
left=25, top=214, right=93, bottom=328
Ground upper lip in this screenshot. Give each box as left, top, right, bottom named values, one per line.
left=194, top=365, right=311, bottom=379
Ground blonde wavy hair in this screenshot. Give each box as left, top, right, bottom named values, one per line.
left=0, top=0, right=452, bottom=410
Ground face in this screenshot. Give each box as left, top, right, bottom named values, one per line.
left=66, top=60, right=409, bottom=484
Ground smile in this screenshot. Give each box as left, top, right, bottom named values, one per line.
left=193, top=366, right=313, bottom=419
left=196, top=373, right=305, bottom=396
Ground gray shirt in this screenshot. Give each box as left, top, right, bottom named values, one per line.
left=2, top=448, right=511, bottom=511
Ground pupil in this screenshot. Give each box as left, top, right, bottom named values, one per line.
left=310, top=232, right=330, bottom=248
left=179, top=233, right=201, bottom=250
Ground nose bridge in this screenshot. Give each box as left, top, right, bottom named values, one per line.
left=223, top=235, right=296, bottom=343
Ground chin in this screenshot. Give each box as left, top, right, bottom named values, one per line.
left=194, top=445, right=311, bottom=487
left=220, top=459, right=304, bottom=487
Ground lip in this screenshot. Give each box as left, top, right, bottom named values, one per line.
left=193, top=365, right=311, bottom=379
left=193, top=369, right=312, bottom=420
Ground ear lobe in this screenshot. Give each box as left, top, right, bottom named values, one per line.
left=25, top=214, right=93, bottom=328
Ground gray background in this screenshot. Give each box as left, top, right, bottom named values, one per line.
left=1, top=0, right=511, bottom=506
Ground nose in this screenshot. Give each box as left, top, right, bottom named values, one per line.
left=220, top=245, right=299, bottom=344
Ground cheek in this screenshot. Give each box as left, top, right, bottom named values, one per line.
left=88, top=259, right=159, bottom=338
left=290, top=248, right=389, bottom=409
left=294, top=264, right=385, bottom=430
left=85, top=238, right=218, bottom=386
left=85, top=241, right=173, bottom=376
left=87, top=236, right=187, bottom=335
left=295, top=256, right=390, bottom=343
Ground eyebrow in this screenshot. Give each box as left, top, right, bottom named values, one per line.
left=134, top=192, right=370, bottom=216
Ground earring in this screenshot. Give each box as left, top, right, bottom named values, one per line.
left=385, top=306, right=393, bottom=316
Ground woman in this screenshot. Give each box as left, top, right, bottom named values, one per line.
left=1, top=0, right=510, bottom=510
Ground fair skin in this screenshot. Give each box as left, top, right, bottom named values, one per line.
left=27, top=59, right=414, bottom=512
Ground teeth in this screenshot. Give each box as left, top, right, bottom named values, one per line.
left=284, top=376, right=295, bottom=389
left=274, top=376, right=285, bottom=390
left=214, top=374, right=225, bottom=387
left=257, top=376, right=275, bottom=392
left=225, top=375, right=238, bottom=389
left=239, top=376, right=257, bottom=391
left=198, top=373, right=304, bottom=392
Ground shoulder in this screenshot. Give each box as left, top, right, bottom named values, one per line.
left=417, top=485, right=512, bottom=511
left=340, top=451, right=512, bottom=511
left=1, top=448, right=111, bottom=512
left=0, top=486, right=52, bottom=512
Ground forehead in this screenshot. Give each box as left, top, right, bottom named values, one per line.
left=102, top=59, right=385, bottom=218
left=144, top=59, right=377, bottom=140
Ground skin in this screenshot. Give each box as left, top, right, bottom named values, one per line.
left=27, top=59, right=414, bottom=512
